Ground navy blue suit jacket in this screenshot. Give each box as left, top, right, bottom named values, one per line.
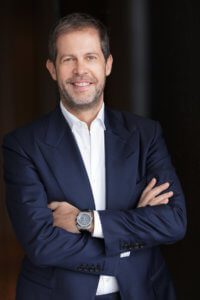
left=3, top=106, right=186, bottom=300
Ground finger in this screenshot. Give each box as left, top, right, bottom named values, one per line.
left=149, top=198, right=169, bottom=206
left=148, top=191, right=173, bottom=206
left=145, top=178, right=157, bottom=191
left=48, top=201, right=60, bottom=210
left=139, top=183, right=170, bottom=206
left=144, top=182, right=170, bottom=201
left=141, top=178, right=157, bottom=197
left=138, top=189, right=173, bottom=208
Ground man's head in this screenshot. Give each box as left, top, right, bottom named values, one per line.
left=48, top=12, right=110, bottom=63
left=46, top=13, right=113, bottom=114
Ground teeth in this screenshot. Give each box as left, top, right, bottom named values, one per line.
left=74, top=82, right=90, bottom=87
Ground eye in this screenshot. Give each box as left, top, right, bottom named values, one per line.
left=86, top=55, right=97, bottom=61
left=62, top=57, right=75, bottom=63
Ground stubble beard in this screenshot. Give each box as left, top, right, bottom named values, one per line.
left=59, top=79, right=106, bottom=112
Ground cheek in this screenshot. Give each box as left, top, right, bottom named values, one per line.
left=92, top=65, right=107, bottom=80
left=57, top=68, right=72, bottom=82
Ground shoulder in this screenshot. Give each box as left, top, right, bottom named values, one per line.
left=3, top=107, right=60, bottom=148
left=106, top=106, right=161, bottom=136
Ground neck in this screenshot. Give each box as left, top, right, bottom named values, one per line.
left=61, top=100, right=103, bottom=128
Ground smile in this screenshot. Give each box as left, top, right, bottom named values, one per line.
left=73, top=82, right=91, bottom=87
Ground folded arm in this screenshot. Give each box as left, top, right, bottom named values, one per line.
left=49, top=177, right=173, bottom=236
left=2, top=133, right=119, bottom=276
left=49, top=122, right=186, bottom=257
left=98, top=122, right=187, bottom=256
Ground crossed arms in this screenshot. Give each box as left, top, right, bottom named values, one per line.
left=48, top=178, right=174, bottom=234
left=2, top=122, right=186, bottom=275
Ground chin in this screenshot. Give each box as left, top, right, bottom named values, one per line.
left=65, top=98, right=102, bottom=111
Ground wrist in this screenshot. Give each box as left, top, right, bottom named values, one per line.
left=87, top=211, right=94, bottom=233
left=76, top=211, right=94, bottom=233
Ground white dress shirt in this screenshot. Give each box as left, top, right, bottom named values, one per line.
left=60, top=101, right=119, bottom=295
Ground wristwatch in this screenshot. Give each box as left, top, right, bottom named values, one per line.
left=76, top=211, right=93, bottom=231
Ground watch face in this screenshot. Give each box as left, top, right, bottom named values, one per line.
left=77, top=213, right=91, bottom=227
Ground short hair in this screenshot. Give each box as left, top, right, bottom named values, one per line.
left=48, top=12, right=110, bottom=62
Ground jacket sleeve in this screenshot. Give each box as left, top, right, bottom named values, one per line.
left=98, top=122, right=187, bottom=257
left=2, top=133, right=119, bottom=275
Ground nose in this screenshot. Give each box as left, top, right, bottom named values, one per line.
left=73, top=59, right=88, bottom=75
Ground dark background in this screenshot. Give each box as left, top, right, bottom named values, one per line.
left=0, top=1, right=200, bottom=299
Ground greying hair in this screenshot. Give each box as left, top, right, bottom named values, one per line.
left=48, top=12, right=110, bottom=62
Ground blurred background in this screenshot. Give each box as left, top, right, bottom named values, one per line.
left=0, top=0, right=200, bottom=299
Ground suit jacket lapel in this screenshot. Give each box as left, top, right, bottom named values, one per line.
left=37, top=106, right=140, bottom=211
left=105, top=108, right=140, bottom=210
left=38, top=107, right=95, bottom=210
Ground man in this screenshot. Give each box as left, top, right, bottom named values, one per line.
left=3, top=13, right=186, bottom=300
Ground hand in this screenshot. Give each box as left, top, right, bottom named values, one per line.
left=137, top=178, right=173, bottom=208
left=48, top=201, right=80, bottom=234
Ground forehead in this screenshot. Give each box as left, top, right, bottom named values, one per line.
left=56, top=27, right=102, bottom=55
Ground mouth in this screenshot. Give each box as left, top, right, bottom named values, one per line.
left=73, top=81, right=91, bottom=87
left=69, top=80, right=94, bottom=92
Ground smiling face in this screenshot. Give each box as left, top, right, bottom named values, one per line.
left=46, top=27, right=113, bottom=113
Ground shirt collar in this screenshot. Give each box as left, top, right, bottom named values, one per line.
left=60, top=101, right=106, bottom=130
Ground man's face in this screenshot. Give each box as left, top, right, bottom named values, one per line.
left=47, top=27, right=113, bottom=111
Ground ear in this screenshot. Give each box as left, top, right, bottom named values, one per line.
left=105, top=54, right=113, bottom=76
left=46, top=59, right=57, bottom=81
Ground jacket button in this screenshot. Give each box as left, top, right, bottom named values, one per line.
left=95, top=264, right=101, bottom=272
left=89, top=267, right=94, bottom=273
left=77, top=264, right=84, bottom=271
left=84, top=264, right=89, bottom=272
left=89, top=264, right=95, bottom=272
left=120, top=241, right=127, bottom=250
left=123, top=243, right=130, bottom=250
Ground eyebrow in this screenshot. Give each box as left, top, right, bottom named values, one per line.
left=85, top=52, right=99, bottom=56
left=60, top=52, right=100, bottom=59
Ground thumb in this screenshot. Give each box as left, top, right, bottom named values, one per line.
left=48, top=201, right=60, bottom=210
